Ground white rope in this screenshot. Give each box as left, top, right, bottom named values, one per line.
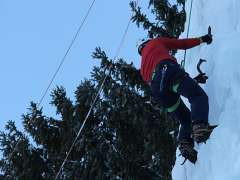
left=183, top=1, right=194, bottom=180
left=54, top=1, right=139, bottom=179
left=181, top=0, right=194, bottom=68
left=38, top=0, right=96, bottom=107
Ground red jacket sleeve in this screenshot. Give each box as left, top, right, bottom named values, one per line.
left=157, top=37, right=201, bottom=50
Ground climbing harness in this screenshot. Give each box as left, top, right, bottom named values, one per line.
left=167, top=98, right=181, bottom=113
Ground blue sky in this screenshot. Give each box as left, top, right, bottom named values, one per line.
left=0, top=0, right=149, bottom=130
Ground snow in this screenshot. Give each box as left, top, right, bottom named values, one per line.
left=172, top=0, right=240, bottom=179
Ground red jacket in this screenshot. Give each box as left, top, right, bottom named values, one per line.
left=140, top=37, right=201, bottom=83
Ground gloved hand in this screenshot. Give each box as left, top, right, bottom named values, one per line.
left=200, top=34, right=213, bottom=45
left=194, top=73, right=208, bottom=84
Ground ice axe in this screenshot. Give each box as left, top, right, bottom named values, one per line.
left=196, top=27, right=211, bottom=72
left=194, top=59, right=208, bottom=84
left=197, top=59, right=207, bottom=74
left=195, top=26, right=212, bottom=77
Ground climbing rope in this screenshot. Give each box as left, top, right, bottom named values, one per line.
left=54, top=1, right=139, bottom=179
left=184, top=163, right=188, bottom=180
left=174, top=0, right=195, bottom=179
left=181, top=0, right=194, bottom=68
left=183, top=1, right=194, bottom=179
left=6, top=0, right=96, bottom=169
left=38, top=0, right=96, bottom=107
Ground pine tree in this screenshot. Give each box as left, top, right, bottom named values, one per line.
left=131, top=0, right=186, bottom=38
left=0, top=1, right=186, bottom=179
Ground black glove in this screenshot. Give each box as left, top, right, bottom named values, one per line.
left=200, top=34, right=213, bottom=45
left=194, top=73, right=208, bottom=84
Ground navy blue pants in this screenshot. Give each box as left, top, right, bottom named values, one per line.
left=150, top=60, right=209, bottom=141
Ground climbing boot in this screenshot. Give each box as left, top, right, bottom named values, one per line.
left=192, top=123, right=218, bottom=144
left=179, top=139, right=197, bottom=165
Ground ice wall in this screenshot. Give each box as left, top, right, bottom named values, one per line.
left=172, top=0, right=240, bottom=179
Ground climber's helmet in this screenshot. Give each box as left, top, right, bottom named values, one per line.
left=137, top=38, right=150, bottom=56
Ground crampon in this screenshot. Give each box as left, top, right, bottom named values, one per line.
left=192, top=123, right=218, bottom=144
left=179, top=139, right=198, bottom=165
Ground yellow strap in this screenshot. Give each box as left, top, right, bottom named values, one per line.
left=166, top=83, right=181, bottom=113
left=172, top=83, right=180, bottom=93
left=167, top=98, right=181, bottom=113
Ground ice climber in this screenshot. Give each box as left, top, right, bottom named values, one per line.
left=138, top=29, right=216, bottom=164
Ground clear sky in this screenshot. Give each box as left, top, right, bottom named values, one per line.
left=0, top=0, right=149, bottom=130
